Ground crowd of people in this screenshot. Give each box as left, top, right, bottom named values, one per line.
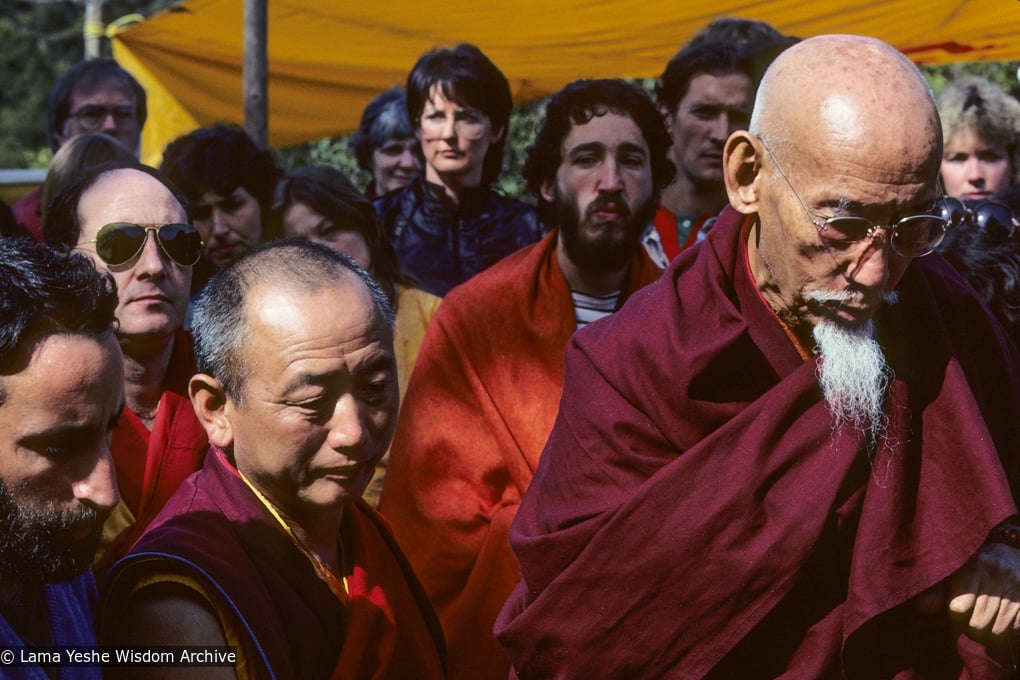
left=3, top=15, right=1020, bottom=680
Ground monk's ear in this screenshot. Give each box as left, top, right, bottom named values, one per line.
left=189, top=373, right=234, bottom=449
left=724, top=131, right=763, bottom=215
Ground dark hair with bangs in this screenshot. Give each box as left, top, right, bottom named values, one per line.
left=160, top=124, right=282, bottom=238
left=406, top=43, right=512, bottom=186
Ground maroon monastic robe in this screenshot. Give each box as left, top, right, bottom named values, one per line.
left=496, top=207, right=1020, bottom=678
left=103, top=448, right=447, bottom=680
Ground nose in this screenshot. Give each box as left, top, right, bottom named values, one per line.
left=846, top=233, right=893, bottom=291
left=100, top=111, right=119, bottom=133
left=211, top=208, right=232, bottom=237
left=709, top=114, right=730, bottom=142
left=439, top=115, right=457, bottom=140
left=598, top=159, right=624, bottom=192
left=73, top=445, right=119, bottom=513
left=399, top=148, right=420, bottom=170
left=326, top=394, right=370, bottom=458
left=963, top=157, right=986, bottom=186
left=134, top=230, right=169, bottom=277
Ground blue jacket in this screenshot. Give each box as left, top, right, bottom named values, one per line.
left=375, top=178, right=544, bottom=296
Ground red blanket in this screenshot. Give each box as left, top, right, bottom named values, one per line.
left=496, top=207, right=1020, bottom=678
left=380, top=230, right=662, bottom=680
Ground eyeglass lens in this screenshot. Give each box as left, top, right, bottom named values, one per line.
left=96, top=223, right=202, bottom=267
left=419, top=111, right=488, bottom=140
left=70, top=106, right=136, bottom=130
left=820, top=215, right=947, bottom=257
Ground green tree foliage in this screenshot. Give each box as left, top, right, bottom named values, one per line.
left=0, top=18, right=58, bottom=167
left=0, top=0, right=176, bottom=168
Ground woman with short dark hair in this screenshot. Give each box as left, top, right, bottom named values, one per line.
left=374, top=44, right=543, bottom=296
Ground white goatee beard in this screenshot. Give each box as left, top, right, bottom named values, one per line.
left=809, top=291, right=898, bottom=444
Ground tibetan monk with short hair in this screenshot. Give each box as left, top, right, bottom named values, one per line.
left=102, top=240, right=446, bottom=680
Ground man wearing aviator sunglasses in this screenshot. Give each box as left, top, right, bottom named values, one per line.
left=498, top=36, right=1020, bottom=677
left=44, top=161, right=209, bottom=576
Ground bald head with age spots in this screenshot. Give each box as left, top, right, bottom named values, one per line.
left=724, top=34, right=943, bottom=343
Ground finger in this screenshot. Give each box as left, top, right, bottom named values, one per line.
left=992, top=599, right=1020, bottom=635
left=969, top=594, right=999, bottom=631
left=949, top=592, right=977, bottom=614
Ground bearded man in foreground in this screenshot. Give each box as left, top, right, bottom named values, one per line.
left=496, top=34, right=1020, bottom=678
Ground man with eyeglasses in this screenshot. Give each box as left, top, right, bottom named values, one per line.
left=497, top=35, right=1020, bottom=677
left=44, top=161, right=208, bottom=576
left=12, top=58, right=146, bottom=242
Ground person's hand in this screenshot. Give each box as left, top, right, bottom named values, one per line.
left=949, top=542, right=1020, bottom=635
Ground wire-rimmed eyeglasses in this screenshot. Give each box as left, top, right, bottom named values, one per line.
left=759, top=137, right=949, bottom=258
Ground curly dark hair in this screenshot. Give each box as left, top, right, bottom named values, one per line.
left=523, top=79, right=675, bottom=226
left=160, top=124, right=281, bottom=237
left=0, top=238, right=118, bottom=380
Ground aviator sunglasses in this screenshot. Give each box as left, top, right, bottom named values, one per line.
left=78, top=222, right=204, bottom=267
left=936, top=197, right=1018, bottom=241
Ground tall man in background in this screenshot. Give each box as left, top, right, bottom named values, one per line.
left=13, top=58, right=146, bottom=241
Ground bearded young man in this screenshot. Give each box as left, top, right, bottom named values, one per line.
left=497, top=35, right=1020, bottom=678
left=0, top=238, right=122, bottom=678
left=378, top=79, right=671, bottom=680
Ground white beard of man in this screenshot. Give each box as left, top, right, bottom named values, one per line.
left=809, top=289, right=899, bottom=445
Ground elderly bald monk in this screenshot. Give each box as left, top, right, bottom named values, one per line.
left=496, top=35, right=1020, bottom=678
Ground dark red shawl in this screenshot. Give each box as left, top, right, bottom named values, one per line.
left=102, top=448, right=447, bottom=680
left=496, top=207, right=1020, bottom=678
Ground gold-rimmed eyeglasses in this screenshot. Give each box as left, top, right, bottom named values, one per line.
left=759, top=137, right=950, bottom=258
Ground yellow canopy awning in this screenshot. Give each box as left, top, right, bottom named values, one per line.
left=112, top=0, right=1020, bottom=166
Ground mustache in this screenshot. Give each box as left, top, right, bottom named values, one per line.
left=585, top=193, right=631, bottom=221
left=807, top=289, right=900, bottom=305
